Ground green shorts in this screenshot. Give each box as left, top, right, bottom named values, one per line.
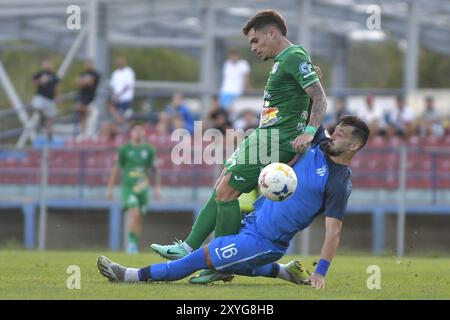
left=224, top=129, right=296, bottom=193
left=122, top=187, right=149, bottom=215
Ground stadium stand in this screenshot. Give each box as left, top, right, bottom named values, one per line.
left=1, top=128, right=450, bottom=253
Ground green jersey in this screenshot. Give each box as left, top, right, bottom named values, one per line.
left=116, top=143, right=156, bottom=193
left=259, top=45, right=320, bottom=152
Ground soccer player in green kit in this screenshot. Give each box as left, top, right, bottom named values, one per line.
left=107, top=123, right=161, bottom=254
left=151, top=9, right=328, bottom=282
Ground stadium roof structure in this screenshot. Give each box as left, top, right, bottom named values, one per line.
left=1, top=0, right=450, bottom=89
left=1, top=0, right=450, bottom=145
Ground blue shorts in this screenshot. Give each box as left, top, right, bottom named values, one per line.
left=219, top=93, right=238, bottom=110
left=114, top=101, right=132, bottom=114
left=206, top=220, right=287, bottom=275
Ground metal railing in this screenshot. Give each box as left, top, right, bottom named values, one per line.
left=0, top=144, right=449, bottom=200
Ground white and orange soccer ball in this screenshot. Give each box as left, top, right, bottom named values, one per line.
left=258, top=163, right=298, bottom=201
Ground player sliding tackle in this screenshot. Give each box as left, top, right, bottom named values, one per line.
left=98, top=116, right=370, bottom=289
left=150, top=9, right=328, bottom=282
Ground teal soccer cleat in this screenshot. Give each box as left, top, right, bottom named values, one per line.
left=150, top=240, right=190, bottom=260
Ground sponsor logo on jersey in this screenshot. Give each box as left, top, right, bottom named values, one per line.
left=301, top=110, right=309, bottom=121
left=259, top=106, right=279, bottom=128
left=316, top=165, right=327, bottom=177
left=297, top=122, right=306, bottom=132
left=299, top=61, right=316, bottom=78
left=141, top=149, right=148, bottom=159
left=271, top=62, right=280, bottom=74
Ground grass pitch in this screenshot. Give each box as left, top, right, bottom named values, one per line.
left=0, top=250, right=449, bottom=300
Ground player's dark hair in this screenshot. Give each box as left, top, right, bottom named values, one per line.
left=242, top=10, right=288, bottom=36
left=338, top=115, right=370, bottom=150
left=129, top=122, right=145, bottom=131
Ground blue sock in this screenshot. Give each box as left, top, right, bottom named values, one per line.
left=138, top=248, right=208, bottom=281
left=138, top=266, right=151, bottom=281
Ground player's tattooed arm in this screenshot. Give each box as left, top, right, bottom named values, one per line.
left=313, top=65, right=323, bottom=81
left=304, top=81, right=327, bottom=129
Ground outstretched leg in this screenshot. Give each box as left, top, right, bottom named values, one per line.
left=98, top=246, right=209, bottom=283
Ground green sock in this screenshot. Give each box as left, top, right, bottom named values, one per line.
left=185, top=190, right=218, bottom=250
left=128, top=232, right=138, bottom=245
left=215, top=199, right=242, bottom=237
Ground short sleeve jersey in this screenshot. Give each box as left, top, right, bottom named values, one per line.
left=116, top=143, right=156, bottom=192
left=259, top=45, right=320, bottom=152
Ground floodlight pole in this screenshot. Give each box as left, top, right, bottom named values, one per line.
left=298, top=0, right=311, bottom=51
left=38, top=140, right=49, bottom=251
left=396, top=145, right=407, bottom=258
left=87, top=0, right=98, bottom=66
left=330, top=36, right=349, bottom=93
left=403, top=0, right=419, bottom=94
left=298, top=0, right=312, bottom=256
left=200, top=0, right=215, bottom=110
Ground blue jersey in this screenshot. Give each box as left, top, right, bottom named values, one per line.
left=252, top=139, right=352, bottom=246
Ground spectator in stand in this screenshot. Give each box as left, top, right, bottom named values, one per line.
left=172, top=114, right=186, bottom=131
left=233, top=109, right=259, bottom=132
left=31, top=59, right=60, bottom=140
left=203, top=94, right=220, bottom=128
left=219, top=49, right=251, bottom=111
left=204, top=95, right=232, bottom=135
left=357, top=95, right=385, bottom=138
left=443, top=116, right=450, bottom=137
left=156, top=111, right=172, bottom=140
left=420, top=96, right=444, bottom=138
left=211, top=111, right=232, bottom=136
left=386, top=96, right=415, bottom=138
left=99, top=121, right=120, bottom=144
left=75, top=59, right=100, bottom=138
left=325, top=96, right=351, bottom=131
left=164, top=92, right=195, bottom=134
left=108, top=55, right=135, bottom=124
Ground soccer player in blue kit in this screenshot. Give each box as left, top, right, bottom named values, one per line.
left=97, top=116, right=369, bottom=289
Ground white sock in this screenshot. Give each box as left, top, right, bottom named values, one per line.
left=276, top=263, right=292, bottom=282
left=182, top=242, right=194, bottom=253
left=124, top=268, right=140, bottom=282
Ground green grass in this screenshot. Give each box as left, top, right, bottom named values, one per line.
left=0, top=250, right=449, bottom=299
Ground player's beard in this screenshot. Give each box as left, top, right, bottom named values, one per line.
left=324, top=140, right=344, bottom=157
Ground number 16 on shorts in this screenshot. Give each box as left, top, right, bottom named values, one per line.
left=215, top=243, right=238, bottom=260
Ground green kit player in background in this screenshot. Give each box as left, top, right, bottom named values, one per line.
left=107, top=123, right=161, bottom=254
left=152, top=9, right=328, bottom=282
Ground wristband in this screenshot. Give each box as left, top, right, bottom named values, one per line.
left=304, top=125, right=317, bottom=135
left=315, top=259, right=330, bottom=277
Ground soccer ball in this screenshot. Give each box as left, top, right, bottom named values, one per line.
left=258, top=163, right=297, bottom=201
